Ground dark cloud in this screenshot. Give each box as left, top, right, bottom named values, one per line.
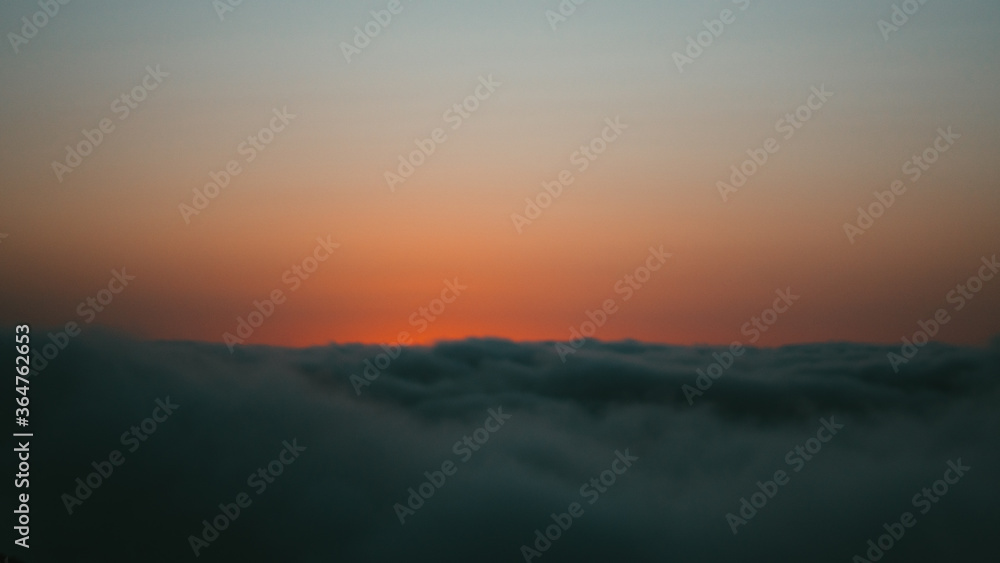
left=3, top=331, right=999, bottom=562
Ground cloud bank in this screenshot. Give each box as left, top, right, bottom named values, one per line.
left=4, top=332, right=999, bottom=562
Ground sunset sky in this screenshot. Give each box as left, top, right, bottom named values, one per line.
left=4, top=4, right=1000, bottom=562
left=2, top=0, right=998, bottom=347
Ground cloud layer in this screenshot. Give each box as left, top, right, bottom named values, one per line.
left=4, top=332, right=1000, bottom=562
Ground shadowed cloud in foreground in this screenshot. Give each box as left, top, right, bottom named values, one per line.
left=4, top=333, right=999, bottom=562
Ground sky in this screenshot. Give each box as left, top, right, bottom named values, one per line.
left=3, top=4, right=1000, bottom=562
left=1, top=0, right=999, bottom=348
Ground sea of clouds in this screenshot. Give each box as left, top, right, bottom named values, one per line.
left=3, top=331, right=999, bottom=562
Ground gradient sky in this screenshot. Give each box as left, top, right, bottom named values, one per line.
left=1, top=0, right=998, bottom=347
